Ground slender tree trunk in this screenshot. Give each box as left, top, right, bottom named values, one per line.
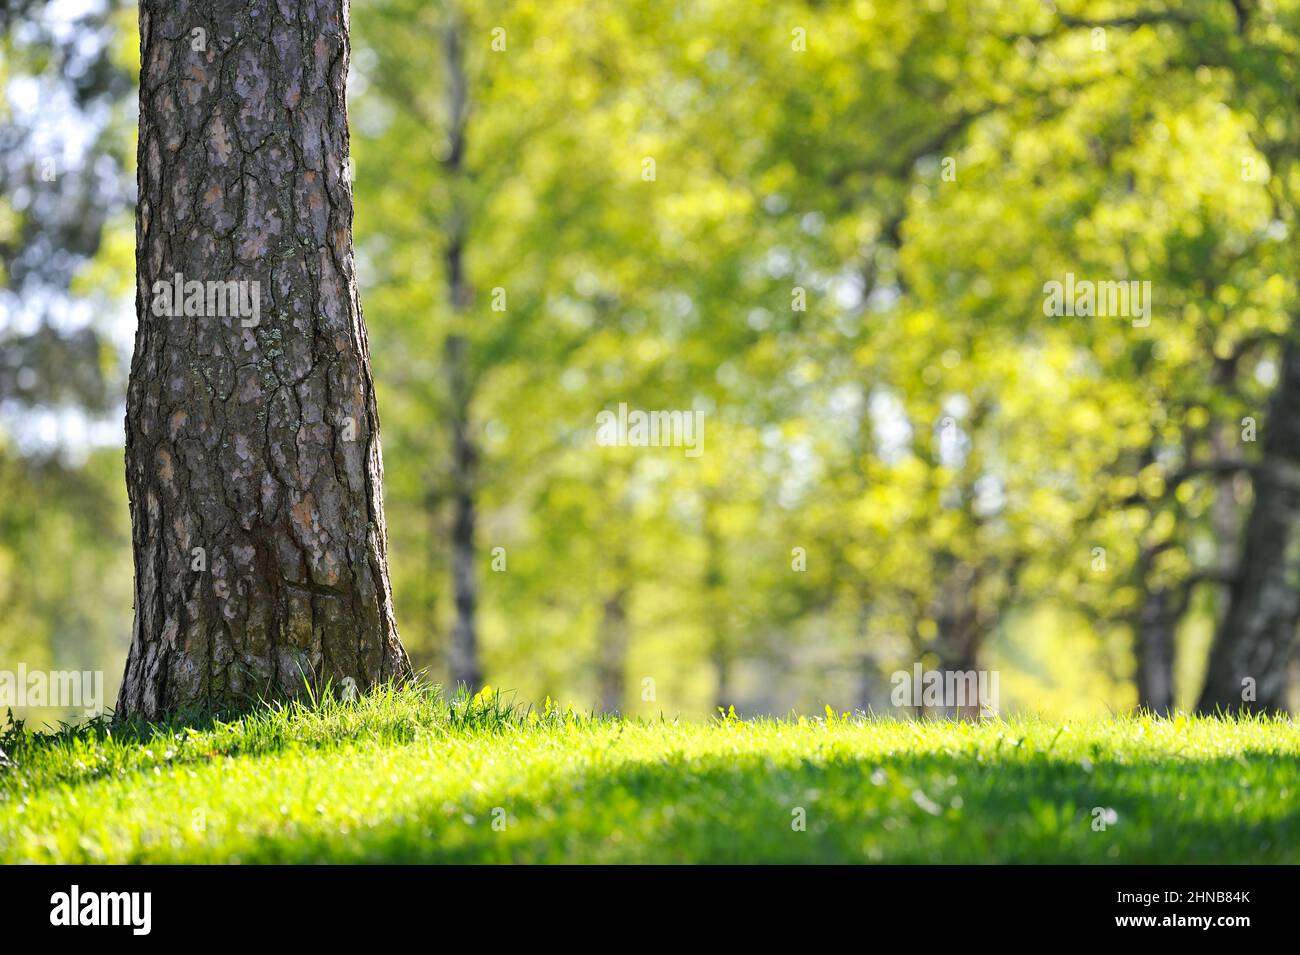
left=853, top=592, right=878, bottom=713
left=118, top=0, right=409, bottom=720
left=930, top=560, right=991, bottom=719
left=1210, top=426, right=1242, bottom=580
left=850, top=416, right=879, bottom=714
left=711, top=646, right=733, bottom=713
left=595, top=477, right=633, bottom=713
left=446, top=336, right=480, bottom=690
left=1134, top=585, right=1176, bottom=716
left=1129, top=535, right=1178, bottom=716
left=439, top=21, right=480, bottom=691
left=596, top=586, right=629, bottom=713
left=1210, top=423, right=1242, bottom=637
left=933, top=608, right=982, bottom=720
left=703, top=496, right=731, bottom=712
left=1198, top=335, right=1300, bottom=713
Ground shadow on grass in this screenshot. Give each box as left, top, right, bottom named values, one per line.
left=145, top=746, right=1300, bottom=864
left=0, top=683, right=523, bottom=793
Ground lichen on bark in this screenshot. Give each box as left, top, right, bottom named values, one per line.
left=118, top=0, right=409, bottom=720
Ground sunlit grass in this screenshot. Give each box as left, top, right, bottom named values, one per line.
left=1, top=685, right=1297, bottom=863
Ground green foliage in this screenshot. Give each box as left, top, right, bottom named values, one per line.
left=343, top=0, right=1298, bottom=715
left=8, top=0, right=1300, bottom=721
left=0, top=447, right=131, bottom=724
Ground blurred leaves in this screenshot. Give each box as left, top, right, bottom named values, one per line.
left=8, top=0, right=1300, bottom=720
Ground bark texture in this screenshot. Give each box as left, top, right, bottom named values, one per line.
left=1198, top=335, right=1300, bottom=714
left=118, top=0, right=409, bottom=719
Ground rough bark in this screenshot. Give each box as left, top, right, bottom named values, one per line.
left=1197, top=335, right=1300, bottom=714
left=118, top=0, right=409, bottom=720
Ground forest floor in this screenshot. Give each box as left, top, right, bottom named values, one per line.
left=1, top=686, right=1297, bottom=863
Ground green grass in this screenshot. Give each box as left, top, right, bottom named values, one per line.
left=1, top=686, right=1297, bottom=863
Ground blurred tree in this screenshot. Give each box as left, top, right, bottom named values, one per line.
left=1, top=0, right=133, bottom=416
left=9, top=0, right=1300, bottom=723
left=1008, top=1, right=1300, bottom=713
left=353, top=0, right=687, bottom=694
left=0, top=0, right=138, bottom=724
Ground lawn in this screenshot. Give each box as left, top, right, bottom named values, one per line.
left=1, top=686, right=1297, bottom=863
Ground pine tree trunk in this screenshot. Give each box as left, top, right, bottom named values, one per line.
left=1197, top=335, right=1300, bottom=714
left=118, top=0, right=409, bottom=720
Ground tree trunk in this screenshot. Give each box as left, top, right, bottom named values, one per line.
left=933, top=609, right=983, bottom=720
left=118, top=0, right=409, bottom=719
left=446, top=335, right=480, bottom=690
left=596, top=586, right=629, bottom=713
left=439, top=22, right=480, bottom=692
left=595, top=479, right=633, bottom=713
left=1134, top=586, right=1176, bottom=716
left=1198, top=335, right=1300, bottom=714
left=930, top=560, right=990, bottom=720
left=853, top=593, right=878, bottom=713
left=703, top=496, right=732, bottom=712
left=1210, top=426, right=1242, bottom=581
